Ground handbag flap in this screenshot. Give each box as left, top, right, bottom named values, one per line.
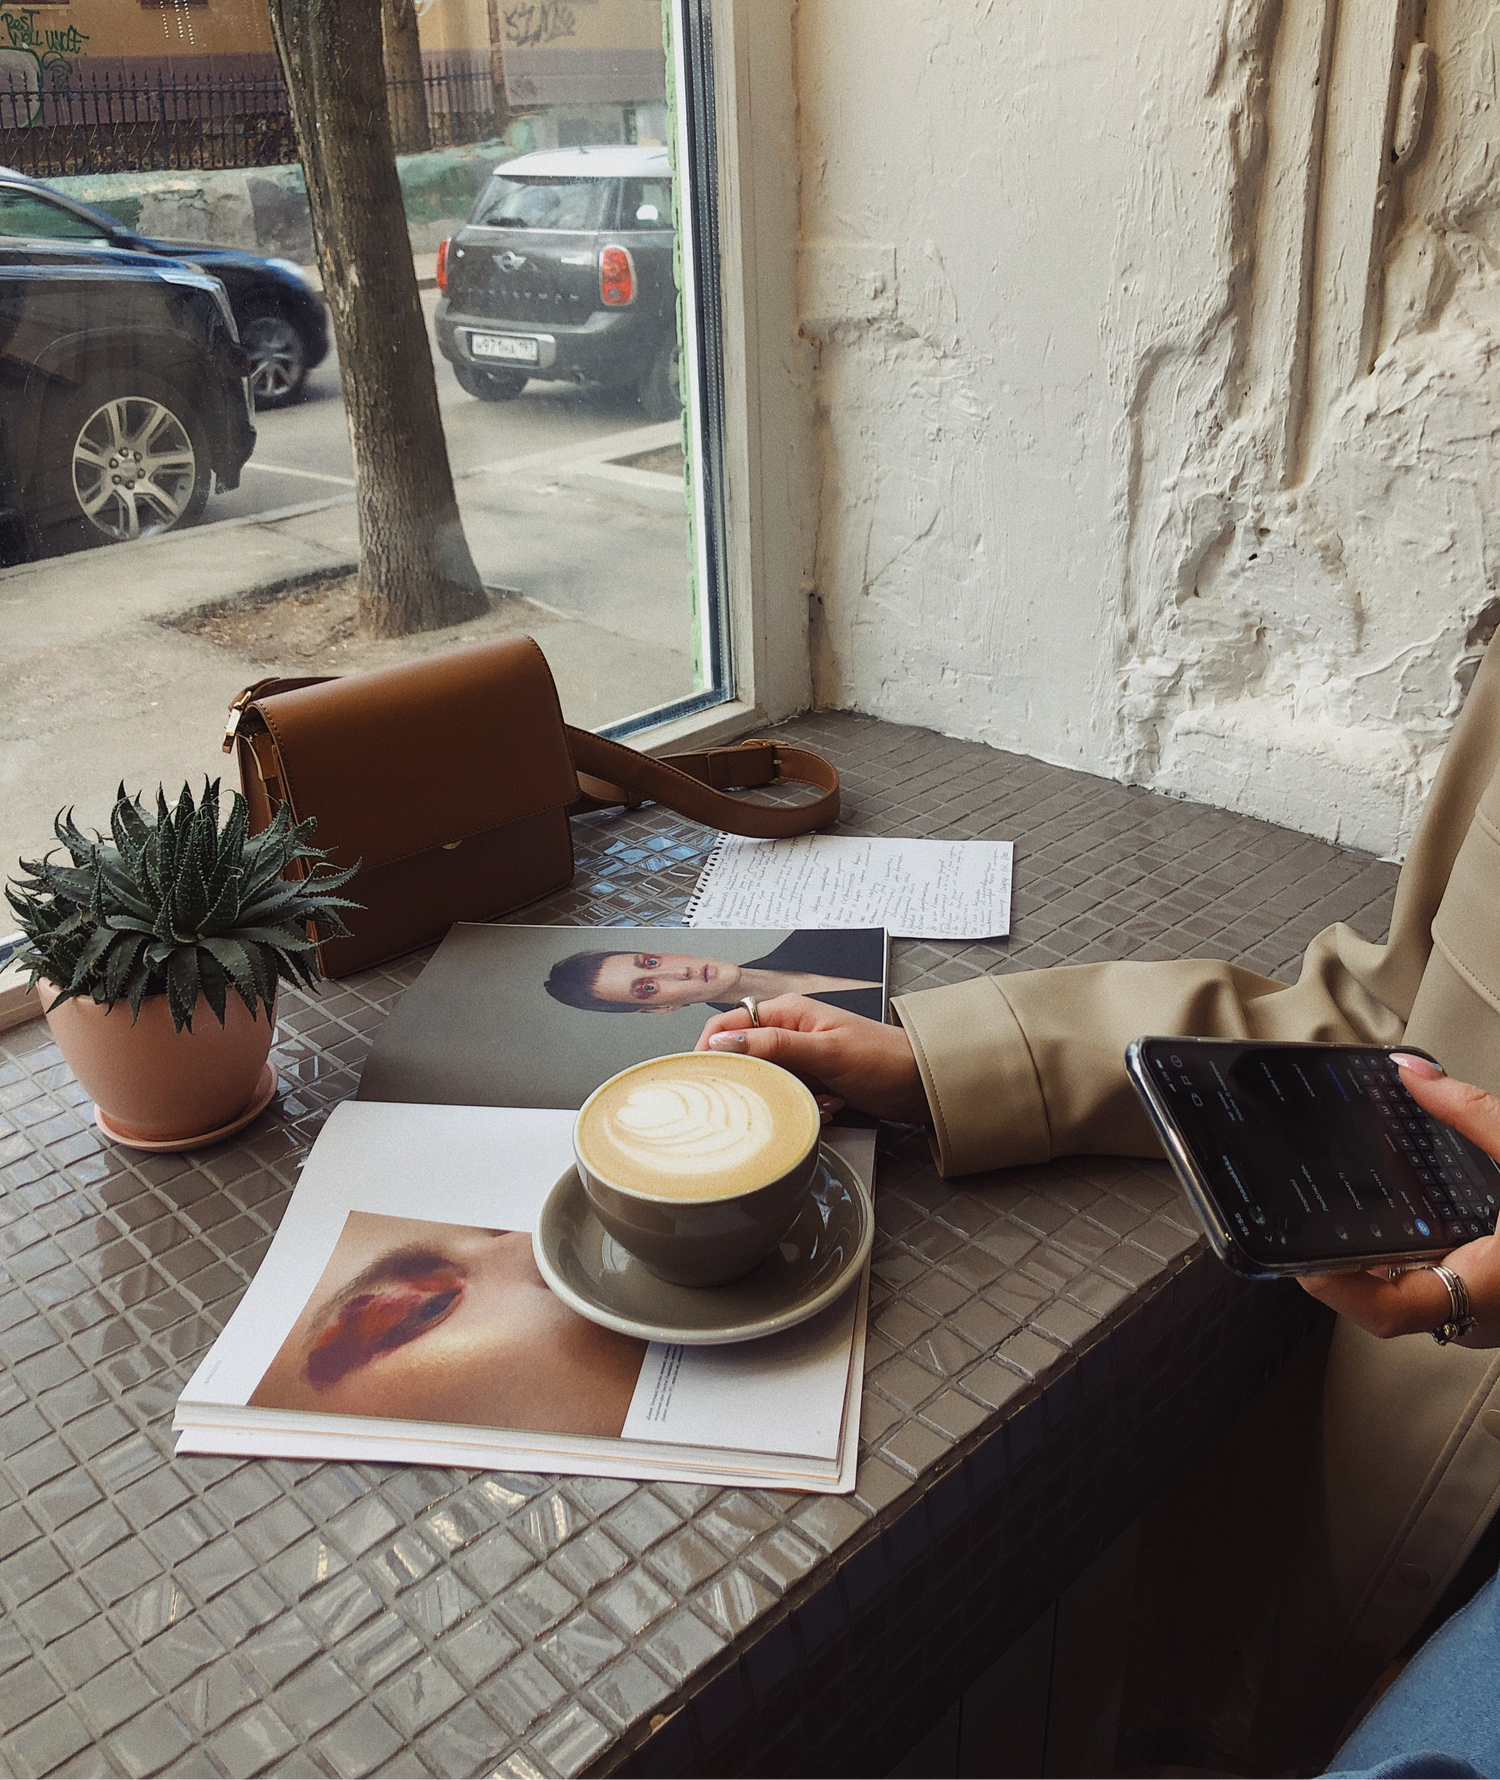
left=249, top=636, right=580, bottom=872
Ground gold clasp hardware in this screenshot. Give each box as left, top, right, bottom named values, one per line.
left=221, top=689, right=259, bottom=754
left=442, top=840, right=463, bottom=851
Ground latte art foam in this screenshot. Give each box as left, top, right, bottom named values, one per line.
left=577, top=1054, right=819, bottom=1201
left=608, top=1077, right=775, bottom=1177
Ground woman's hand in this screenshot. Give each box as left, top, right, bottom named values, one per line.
left=1299, top=1056, right=1500, bottom=1347
left=696, top=996, right=931, bottom=1125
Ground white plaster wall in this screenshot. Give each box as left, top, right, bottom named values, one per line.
left=796, top=0, right=1500, bottom=856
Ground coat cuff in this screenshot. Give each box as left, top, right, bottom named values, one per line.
left=891, top=975, right=1051, bottom=1176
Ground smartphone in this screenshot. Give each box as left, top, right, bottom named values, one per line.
left=1125, top=1037, right=1500, bottom=1278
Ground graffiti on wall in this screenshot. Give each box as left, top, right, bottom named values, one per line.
left=504, top=3, right=577, bottom=50
left=0, top=7, right=89, bottom=125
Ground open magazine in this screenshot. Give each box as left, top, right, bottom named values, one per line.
left=356, top=923, right=888, bottom=1111
left=175, top=1103, right=872, bottom=1492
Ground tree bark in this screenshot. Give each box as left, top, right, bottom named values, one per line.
left=381, top=0, right=430, bottom=156
left=267, top=0, right=485, bottom=639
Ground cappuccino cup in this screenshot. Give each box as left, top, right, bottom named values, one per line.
left=574, top=1051, right=822, bottom=1287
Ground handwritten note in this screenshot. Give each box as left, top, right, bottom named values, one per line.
left=685, top=836, right=1013, bottom=940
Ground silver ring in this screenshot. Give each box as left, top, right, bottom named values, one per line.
left=740, top=995, right=761, bottom=1027
left=1430, top=1263, right=1476, bottom=1345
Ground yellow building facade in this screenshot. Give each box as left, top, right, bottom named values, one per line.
left=0, top=0, right=664, bottom=87
left=0, top=0, right=276, bottom=81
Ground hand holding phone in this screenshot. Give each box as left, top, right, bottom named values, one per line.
left=1298, top=1059, right=1500, bottom=1347
left=1125, top=1038, right=1500, bottom=1281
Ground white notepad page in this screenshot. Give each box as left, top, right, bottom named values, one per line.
left=686, top=835, right=1013, bottom=940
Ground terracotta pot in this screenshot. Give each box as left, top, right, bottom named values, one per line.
left=40, top=980, right=275, bottom=1147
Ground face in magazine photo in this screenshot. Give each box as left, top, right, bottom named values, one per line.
left=250, top=1211, right=647, bottom=1438
left=355, top=923, right=889, bottom=1111
left=542, top=929, right=884, bottom=1019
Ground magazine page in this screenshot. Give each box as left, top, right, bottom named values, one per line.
left=355, top=923, right=888, bottom=1110
left=176, top=1104, right=872, bottom=1490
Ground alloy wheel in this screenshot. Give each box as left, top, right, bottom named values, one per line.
left=243, top=315, right=306, bottom=406
left=70, top=396, right=199, bottom=542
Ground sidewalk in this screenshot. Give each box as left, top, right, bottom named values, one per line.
left=0, top=424, right=691, bottom=876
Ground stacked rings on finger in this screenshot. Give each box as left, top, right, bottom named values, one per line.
left=1429, top=1264, right=1477, bottom=1344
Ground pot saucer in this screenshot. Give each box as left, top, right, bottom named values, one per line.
left=94, top=1063, right=280, bottom=1153
left=533, top=1145, right=873, bottom=1346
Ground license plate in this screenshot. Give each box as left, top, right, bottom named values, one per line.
left=471, top=332, right=539, bottom=364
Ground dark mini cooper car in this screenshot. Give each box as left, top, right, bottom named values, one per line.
left=0, top=168, right=329, bottom=408
left=434, top=145, right=680, bottom=419
left=0, top=241, right=255, bottom=555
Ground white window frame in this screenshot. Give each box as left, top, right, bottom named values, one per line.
left=632, top=0, right=815, bottom=760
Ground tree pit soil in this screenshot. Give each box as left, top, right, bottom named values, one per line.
left=616, top=442, right=684, bottom=478
left=167, top=569, right=550, bottom=675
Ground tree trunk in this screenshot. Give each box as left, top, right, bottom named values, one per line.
left=266, top=0, right=485, bottom=639
left=381, top=0, right=430, bottom=156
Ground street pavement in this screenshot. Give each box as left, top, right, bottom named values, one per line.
left=205, top=290, right=666, bottom=528
left=0, top=289, right=697, bottom=877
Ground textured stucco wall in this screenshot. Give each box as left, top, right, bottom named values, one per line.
left=797, top=0, right=1500, bottom=856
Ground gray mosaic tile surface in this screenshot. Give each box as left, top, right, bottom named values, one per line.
left=0, top=712, right=1398, bottom=1778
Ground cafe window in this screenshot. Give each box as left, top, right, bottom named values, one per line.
left=0, top=0, right=738, bottom=877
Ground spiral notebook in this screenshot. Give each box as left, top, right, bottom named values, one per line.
left=684, top=835, right=1014, bottom=940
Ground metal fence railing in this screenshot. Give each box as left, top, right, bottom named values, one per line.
left=0, top=61, right=502, bottom=180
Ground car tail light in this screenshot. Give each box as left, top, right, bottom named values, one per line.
left=436, top=237, right=449, bottom=292
left=600, top=244, right=635, bottom=307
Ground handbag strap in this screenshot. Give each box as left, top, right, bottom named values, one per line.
left=224, top=677, right=839, bottom=839
left=566, top=728, right=839, bottom=838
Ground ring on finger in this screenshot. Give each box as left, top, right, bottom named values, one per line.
left=740, top=995, right=761, bottom=1028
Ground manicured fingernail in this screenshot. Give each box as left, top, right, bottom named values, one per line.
left=709, top=1033, right=747, bottom=1052
left=1392, top=1052, right=1444, bottom=1078
left=816, top=1096, right=845, bottom=1115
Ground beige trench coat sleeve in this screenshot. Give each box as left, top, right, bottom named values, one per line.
left=891, top=639, right=1500, bottom=1760
left=891, top=640, right=1500, bottom=1178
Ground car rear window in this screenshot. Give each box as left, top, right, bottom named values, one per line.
left=471, top=176, right=608, bottom=231
left=0, top=189, right=115, bottom=245
left=618, top=179, right=673, bottom=229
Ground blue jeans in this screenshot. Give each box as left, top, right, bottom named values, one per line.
left=1326, top=1570, right=1500, bottom=1778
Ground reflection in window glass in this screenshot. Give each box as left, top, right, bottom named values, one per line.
left=0, top=191, right=113, bottom=243
left=472, top=176, right=608, bottom=231
left=0, top=0, right=728, bottom=881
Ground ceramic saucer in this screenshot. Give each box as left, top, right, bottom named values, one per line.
left=94, top=1063, right=280, bottom=1153
left=533, top=1145, right=873, bottom=1345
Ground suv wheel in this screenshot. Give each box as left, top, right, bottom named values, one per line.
left=638, top=342, right=681, bottom=421
left=41, top=373, right=212, bottom=545
left=454, top=362, right=527, bottom=402
left=242, top=313, right=308, bottom=408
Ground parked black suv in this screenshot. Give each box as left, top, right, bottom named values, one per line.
left=0, top=240, right=256, bottom=557
left=0, top=169, right=329, bottom=408
left=434, top=145, right=680, bottom=419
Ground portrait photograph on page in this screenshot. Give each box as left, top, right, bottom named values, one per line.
left=250, top=1210, right=648, bottom=1439
left=357, top=924, right=889, bottom=1111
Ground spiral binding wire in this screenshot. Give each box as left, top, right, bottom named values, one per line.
left=682, top=831, right=730, bottom=925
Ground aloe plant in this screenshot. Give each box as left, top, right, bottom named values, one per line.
left=6, top=781, right=360, bottom=1032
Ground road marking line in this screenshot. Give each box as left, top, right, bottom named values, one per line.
left=243, top=463, right=357, bottom=486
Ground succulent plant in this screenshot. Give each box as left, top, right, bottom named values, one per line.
left=6, top=781, right=360, bottom=1032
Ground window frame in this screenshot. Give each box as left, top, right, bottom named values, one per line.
left=612, top=0, right=815, bottom=759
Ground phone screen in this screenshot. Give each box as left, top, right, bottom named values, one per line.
left=1139, top=1040, right=1500, bottom=1268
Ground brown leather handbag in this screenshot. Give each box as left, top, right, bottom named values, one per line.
left=221, top=635, right=840, bottom=977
